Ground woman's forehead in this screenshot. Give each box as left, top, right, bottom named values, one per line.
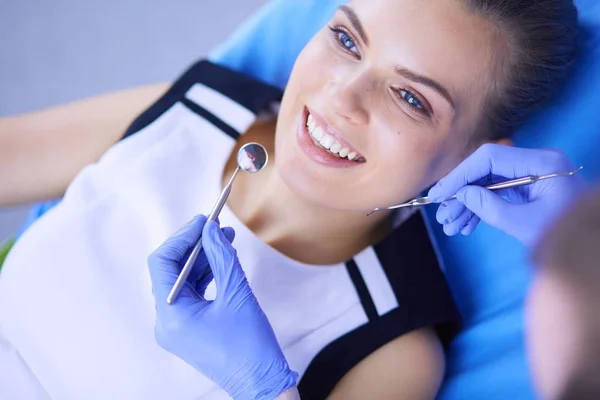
left=346, top=0, right=501, bottom=109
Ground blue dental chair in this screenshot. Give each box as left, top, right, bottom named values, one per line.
left=15, top=1, right=600, bottom=398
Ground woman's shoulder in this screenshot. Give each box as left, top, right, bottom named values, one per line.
left=328, top=327, right=445, bottom=400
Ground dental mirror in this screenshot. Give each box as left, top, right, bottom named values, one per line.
left=237, top=142, right=268, bottom=173
left=166, top=142, right=268, bottom=304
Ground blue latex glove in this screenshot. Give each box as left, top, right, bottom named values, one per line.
left=427, top=144, right=586, bottom=248
left=147, top=215, right=298, bottom=400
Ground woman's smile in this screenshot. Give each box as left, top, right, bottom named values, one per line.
left=296, top=106, right=366, bottom=168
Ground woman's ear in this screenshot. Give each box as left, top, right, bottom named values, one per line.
left=466, top=137, right=513, bottom=157
left=494, top=138, right=514, bottom=147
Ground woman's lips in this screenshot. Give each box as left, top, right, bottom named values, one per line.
left=307, top=108, right=365, bottom=161
left=296, top=107, right=365, bottom=168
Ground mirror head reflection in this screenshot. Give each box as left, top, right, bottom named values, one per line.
left=238, top=143, right=268, bottom=173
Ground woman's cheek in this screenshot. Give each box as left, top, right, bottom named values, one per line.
left=373, top=144, right=431, bottom=201
left=390, top=134, right=447, bottom=194
left=428, top=139, right=473, bottom=185
left=401, top=129, right=462, bottom=186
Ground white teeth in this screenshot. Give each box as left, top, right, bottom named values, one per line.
left=306, top=111, right=362, bottom=161
left=330, top=142, right=342, bottom=154
left=306, top=113, right=316, bottom=132
left=312, top=126, right=324, bottom=140
left=320, top=134, right=334, bottom=149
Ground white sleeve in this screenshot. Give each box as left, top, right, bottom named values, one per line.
left=0, top=329, right=51, bottom=400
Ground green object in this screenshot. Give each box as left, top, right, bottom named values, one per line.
left=0, top=236, right=15, bottom=271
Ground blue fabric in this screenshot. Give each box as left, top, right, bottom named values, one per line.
left=20, top=1, right=600, bottom=398
left=18, top=199, right=60, bottom=237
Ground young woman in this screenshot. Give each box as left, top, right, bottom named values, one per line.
left=0, top=0, right=578, bottom=398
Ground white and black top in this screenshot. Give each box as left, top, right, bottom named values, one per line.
left=0, top=60, right=460, bottom=400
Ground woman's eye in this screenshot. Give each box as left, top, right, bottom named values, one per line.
left=399, top=89, right=428, bottom=114
left=329, top=27, right=359, bottom=56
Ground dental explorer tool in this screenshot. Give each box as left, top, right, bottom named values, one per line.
left=367, top=166, right=583, bottom=216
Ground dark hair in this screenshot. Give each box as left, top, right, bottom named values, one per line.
left=559, top=350, right=600, bottom=400
left=463, top=0, right=579, bottom=140
left=533, top=187, right=600, bottom=293
left=533, top=188, right=600, bottom=400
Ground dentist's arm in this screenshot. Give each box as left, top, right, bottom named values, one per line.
left=428, top=144, right=586, bottom=247
left=0, top=83, right=168, bottom=206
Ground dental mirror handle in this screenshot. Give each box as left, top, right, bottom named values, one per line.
left=166, top=167, right=240, bottom=305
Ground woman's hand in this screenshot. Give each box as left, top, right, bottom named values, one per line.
left=147, top=215, right=298, bottom=400
left=428, top=144, right=586, bottom=248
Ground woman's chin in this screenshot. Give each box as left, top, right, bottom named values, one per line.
left=275, top=162, right=368, bottom=213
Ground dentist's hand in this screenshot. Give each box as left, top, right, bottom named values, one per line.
left=427, top=144, right=585, bottom=247
left=148, top=215, right=298, bottom=400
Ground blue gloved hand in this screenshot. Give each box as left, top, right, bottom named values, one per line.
left=427, top=144, right=586, bottom=248
left=147, top=215, right=298, bottom=400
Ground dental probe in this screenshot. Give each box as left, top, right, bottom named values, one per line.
left=367, top=166, right=583, bottom=216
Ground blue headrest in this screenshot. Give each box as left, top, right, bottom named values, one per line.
left=209, top=1, right=600, bottom=399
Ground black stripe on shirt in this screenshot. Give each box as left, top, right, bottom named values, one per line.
left=372, top=211, right=461, bottom=347
left=345, top=259, right=378, bottom=322
left=192, top=60, right=283, bottom=114
left=297, top=305, right=457, bottom=400
left=122, top=60, right=282, bottom=139
left=180, top=98, right=240, bottom=141
left=298, top=211, right=461, bottom=400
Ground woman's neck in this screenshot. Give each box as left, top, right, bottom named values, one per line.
left=224, top=121, right=393, bottom=265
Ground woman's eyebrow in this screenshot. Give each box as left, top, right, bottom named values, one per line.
left=338, top=5, right=455, bottom=110
left=339, top=5, right=369, bottom=46
left=395, top=67, right=456, bottom=109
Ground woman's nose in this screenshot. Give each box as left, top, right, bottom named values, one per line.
left=328, top=74, right=371, bottom=126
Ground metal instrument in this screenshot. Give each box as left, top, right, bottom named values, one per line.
left=167, top=142, right=269, bottom=304
left=367, top=166, right=583, bottom=216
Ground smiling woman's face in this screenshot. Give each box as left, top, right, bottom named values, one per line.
left=275, top=0, right=506, bottom=211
